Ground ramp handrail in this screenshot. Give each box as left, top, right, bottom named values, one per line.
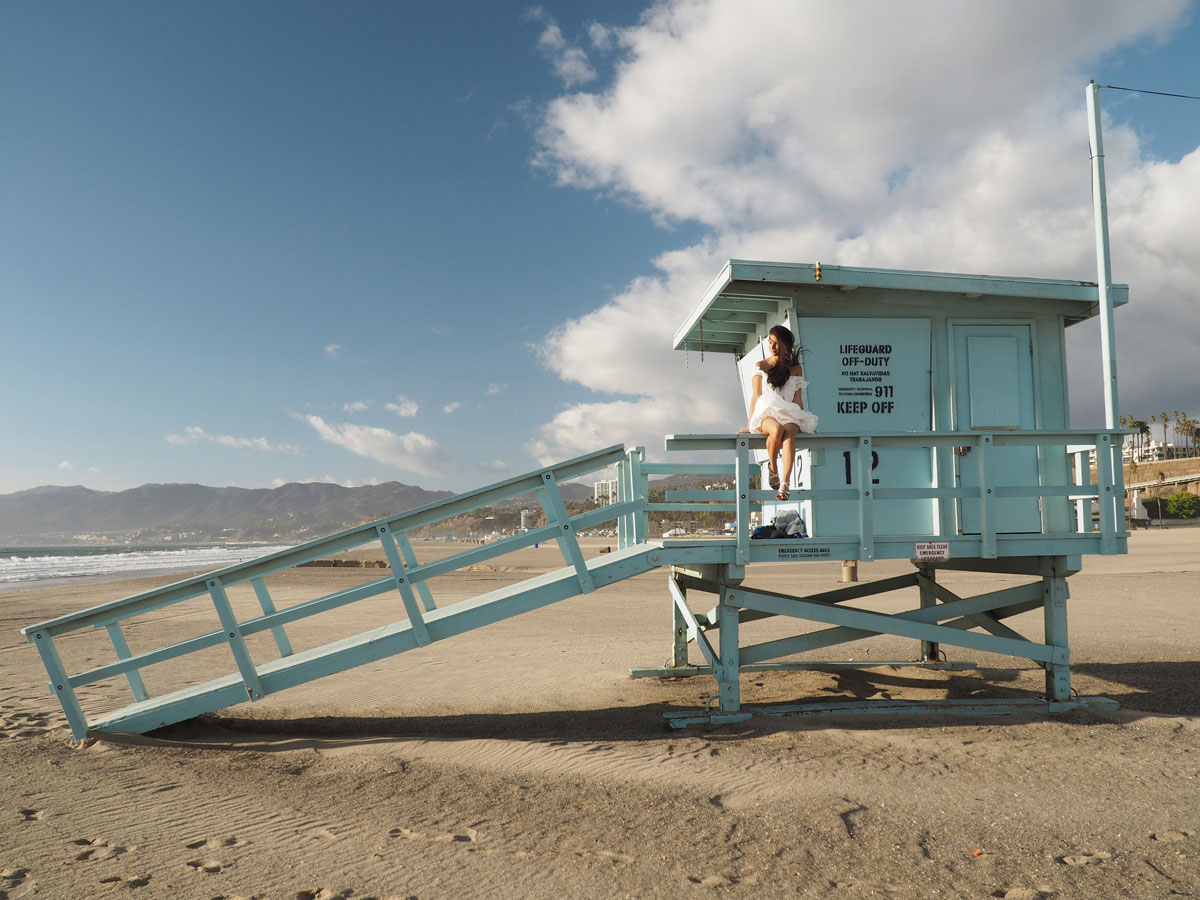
left=657, top=430, right=1129, bottom=562
left=23, top=444, right=643, bottom=740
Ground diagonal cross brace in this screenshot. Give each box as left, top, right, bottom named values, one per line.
left=681, top=572, right=921, bottom=634
left=733, top=581, right=1061, bottom=665
left=669, top=576, right=720, bottom=673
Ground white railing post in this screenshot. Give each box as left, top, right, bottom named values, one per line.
left=735, top=436, right=751, bottom=566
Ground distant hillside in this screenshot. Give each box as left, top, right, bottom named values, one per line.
left=0, top=479, right=595, bottom=545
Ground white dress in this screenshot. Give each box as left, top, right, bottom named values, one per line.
left=748, top=372, right=818, bottom=433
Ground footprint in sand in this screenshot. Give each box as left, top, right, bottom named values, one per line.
left=18, top=809, right=43, bottom=823
left=72, top=838, right=134, bottom=861
left=576, top=849, right=634, bottom=865
left=687, top=874, right=734, bottom=887
left=1151, top=829, right=1197, bottom=843
left=185, top=836, right=247, bottom=851
left=0, top=711, right=54, bottom=740
left=991, top=889, right=1052, bottom=900
left=184, top=859, right=228, bottom=874
left=1059, top=850, right=1112, bottom=866
left=387, top=826, right=478, bottom=844
left=98, top=873, right=152, bottom=888
left=1, top=867, right=34, bottom=897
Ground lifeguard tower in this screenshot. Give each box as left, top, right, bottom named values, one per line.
left=22, top=260, right=1129, bottom=738
left=629, top=259, right=1129, bottom=724
left=22, top=85, right=1131, bottom=738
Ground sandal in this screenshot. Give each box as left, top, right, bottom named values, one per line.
left=776, top=475, right=790, bottom=501
left=767, top=467, right=780, bottom=490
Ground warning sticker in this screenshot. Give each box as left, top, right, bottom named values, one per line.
left=913, top=541, right=950, bottom=561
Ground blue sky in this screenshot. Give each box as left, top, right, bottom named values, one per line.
left=3, top=1, right=1199, bottom=495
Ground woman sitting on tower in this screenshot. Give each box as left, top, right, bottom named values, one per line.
left=740, top=324, right=818, bottom=500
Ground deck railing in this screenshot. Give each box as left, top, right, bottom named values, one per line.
left=618, top=430, right=1129, bottom=563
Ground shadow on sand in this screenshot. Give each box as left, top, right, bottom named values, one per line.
left=131, top=660, right=1198, bottom=748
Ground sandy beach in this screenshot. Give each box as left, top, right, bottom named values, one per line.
left=2, top=529, right=1198, bottom=899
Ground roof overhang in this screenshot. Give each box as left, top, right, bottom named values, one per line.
left=673, top=260, right=1129, bottom=353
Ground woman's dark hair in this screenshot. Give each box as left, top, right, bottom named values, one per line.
left=765, top=325, right=796, bottom=388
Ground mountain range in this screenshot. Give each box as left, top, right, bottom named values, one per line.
left=0, top=479, right=594, bottom=545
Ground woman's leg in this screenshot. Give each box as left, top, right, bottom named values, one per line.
left=757, top=417, right=784, bottom=487
left=777, top=424, right=800, bottom=499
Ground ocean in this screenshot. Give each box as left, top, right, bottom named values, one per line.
left=0, top=544, right=295, bottom=590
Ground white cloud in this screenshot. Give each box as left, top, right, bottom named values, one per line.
left=588, top=22, right=614, bottom=51
left=386, top=395, right=419, bottom=417
left=477, top=459, right=509, bottom=474
left=165, top=426, right=301, bottom=454
left=57, top=460, right=72, bottom=471
left=528, top=7, right=597, bottom=87
left=343, top=400, right=370, bottom=414
left=486, top=383, right=508, bottom=395
left=443, top=401, right=464, bottom=414
left=324, top=343, right=342, bottom=359
left=302, top=415, right=446, bottom=477
left=527, top=0, right=1198, bottom=461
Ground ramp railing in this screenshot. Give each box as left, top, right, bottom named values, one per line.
left=24, top=444, right=644, bottom=741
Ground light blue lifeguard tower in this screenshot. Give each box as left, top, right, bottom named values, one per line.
left=645, top=259, right=1128, bottom=724
left=23, top=258, right=1129, bottom=738
left=23, top=84, right=1129, bottom=738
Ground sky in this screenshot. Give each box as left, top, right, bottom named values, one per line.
left=3, top=0, right=1199, bottom=496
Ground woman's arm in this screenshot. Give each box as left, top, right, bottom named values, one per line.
left=790, top=365, right=805, bottom=407
left=739, top=373, right=764, bottom=431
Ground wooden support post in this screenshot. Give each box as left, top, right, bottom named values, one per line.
left=251, top=578, right=295, bottom=657
left=856, top=436, right=875, bottom=562
left=670, top=570, right=689, bottom=667
left=734, top=437, right=750, bottom=567
left=206, top=578, right=264, bottom=701
left=718, top=586, right=742, bottom=712
left=1094, top=432, right=1118, bottom=554
left=377, top=526, right=432, bottom=646
left=538, top=472, right=595, bottom=594
left=616, top=457, right=629, bottom=550
left=105, top=624, right=150, bottom=701
left=1043, top=565, right=1071, bottom=701
left=977, top=434, right=997, bottom=558
left=395, top=532, right=436, bottom=611
left=29, top=629, right=90, bottom=741
left=631, top=446, right=648, bottom=545
left=917, top=564, right=939, bottom=662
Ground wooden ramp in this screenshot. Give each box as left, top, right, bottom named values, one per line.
left=23, top=445, right=667, bottom=742
left=85, top=543, right=660, bottom=737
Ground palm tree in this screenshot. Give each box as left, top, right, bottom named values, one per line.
left=1134, top=419, right=1150, bottom=460
left=1181, top=417, right=1198, bottom=458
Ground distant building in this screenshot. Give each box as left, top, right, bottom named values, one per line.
left=520, top=509, right=538, bottom=531
left=1120, top=438, right=1180, bottom=463
left=593, top=479, right=618, bottom=505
